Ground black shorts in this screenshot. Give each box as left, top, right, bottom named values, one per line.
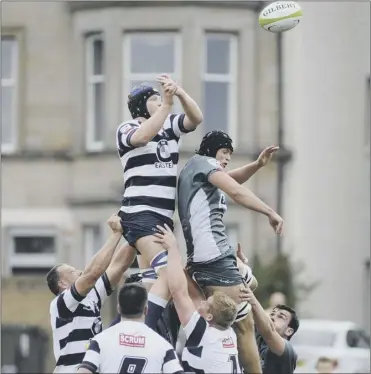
left=187, top=253, right=242, bottom=288
left=118, top=210, right=174, bottom=247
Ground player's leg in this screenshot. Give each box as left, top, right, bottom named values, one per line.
left=189, top=254, right=262, bottom=374
left=118, top=211, right=173, bottom=330
left=137, top=254, right=157, bottom=292
left=134, top=235, right=171, bottom=330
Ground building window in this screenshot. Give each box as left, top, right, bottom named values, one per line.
left=82, top=224, right=102, bottom=265
left=225, top=224, right=239, bottom=250
left=1, top=36, right=18, bottom=154
left=123, top=32, right=182, bottom=118
left=86, top=33, right=105, bottom=151
left=203, top=33, right=237, bottom=138
left=8, top=227, right=57, bottom=275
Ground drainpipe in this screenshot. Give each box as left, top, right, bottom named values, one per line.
left=276, top=32, right=284, bottom=255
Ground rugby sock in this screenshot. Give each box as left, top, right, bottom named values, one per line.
left=145, top=293, right=168, bottom=330
left=108, top=314, right=121, bottom=327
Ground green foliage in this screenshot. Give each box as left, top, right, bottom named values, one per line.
left=251, top=252, right=318, bottom=309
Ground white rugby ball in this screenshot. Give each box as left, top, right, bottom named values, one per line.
left=259, top=1, right=303, bottom=33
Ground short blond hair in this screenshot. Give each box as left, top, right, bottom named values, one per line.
left=209, top=292, right=238, bottom=329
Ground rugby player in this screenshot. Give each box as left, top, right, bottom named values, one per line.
left=245, top=288, right=299, bottom=374
left=77, top=282, right=184, bottom=374
left=155, top=224, right=248, bottom=373
left=47, top=215, right=136, bottom=373
left=116, top=75, right=203, bottom=330
left=176, top=130, right=283, bottom=373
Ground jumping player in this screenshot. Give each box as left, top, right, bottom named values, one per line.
left=176, top=130, right=283, bottom=373
left=116, top=75, right=203, bottom=330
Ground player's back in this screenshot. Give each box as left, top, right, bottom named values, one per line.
left=84, top=321, right=182, bottom=373
left=182, top=312, right=241, bottom=374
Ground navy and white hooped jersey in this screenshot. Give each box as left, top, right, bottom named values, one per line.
left=79, top=321, right=183, bottom=373
left=50, top=274, right=112, bottom=373
left=181, top=311, right=241, bottom=374
left=116, top=114, right=193, bottom=220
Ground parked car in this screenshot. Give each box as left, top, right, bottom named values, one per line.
left=290, top=319, right=370, bottom=373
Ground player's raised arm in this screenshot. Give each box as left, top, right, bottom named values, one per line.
left=158, top=74, right=203, bottom=132
left=73, top=215, right=123, bottom=297
left=105, top=242, right=137, bottom=288
left=245, top=288, right=287, bottom=356
left=154, top=225, right=195, bottom=327
left=228, top=146, right=279, bottom=184
left=208, top=170, right=284, bottom=236
left=128, top=84, right=174, bottom=147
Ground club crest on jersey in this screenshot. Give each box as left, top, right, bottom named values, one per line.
left=155, top=139, right=173, bottom=168
left=222, top=337, right=235, bottom=348
left=91, top=317, right=103, bottom=335
left=119, top=334, right=146, bottom=348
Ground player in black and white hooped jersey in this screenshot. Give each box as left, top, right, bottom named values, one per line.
left=155, top=224, right=254, bottom=374
left=77, top=282, right=184, bottom=374
left=46, top=215, right=136, bottom=373
left=115, top=75, right=203, bottom=331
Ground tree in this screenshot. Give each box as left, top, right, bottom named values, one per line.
left=251, top=252, right=318, bottom=309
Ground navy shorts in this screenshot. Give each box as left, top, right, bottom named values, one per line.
left=187, top=253, right=242, bottom=289
left=118, top=210, right=174, bottom=248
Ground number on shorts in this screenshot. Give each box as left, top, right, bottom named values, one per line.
left=228, top=354, right=238, bottom=374
left=118, top=356, right=147, bottom=374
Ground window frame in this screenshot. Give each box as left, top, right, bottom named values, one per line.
left=122, top=31, right=182, bottom=120
left=82, top=223, right=102, bottom=265
left=1, top=36, right=19, bottom=154
left=85, top=33, right=105, bottom=152
left=7, top=227, right=58, bottom=271
left=202, top=32, right=238, bottom=143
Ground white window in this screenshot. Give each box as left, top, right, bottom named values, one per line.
left=123, top=32, right=182, bottom=119
left=82, top=224, right=102, bottom=265
left=225, top=224, right=239, bottom=250
left=203, top=33, right=237, bottom=139
left=86, top=33, right=105, bottom=151
left=7, top=227, right=57, bottom=275
left=1, top=36, right=18, bottom=154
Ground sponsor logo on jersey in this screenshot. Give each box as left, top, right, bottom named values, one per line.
left=119, top=334, right=146, bottom=348
left=222, top=337, right=235, bottom=348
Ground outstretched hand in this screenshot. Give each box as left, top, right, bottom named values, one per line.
left=154, top=224, right=178, bottom=250
left=268, top=211, right=284, bottom=236
left=257, top=145, right=279, bottom=168
left=236, top=242, right=248, bottom=264
left=107, top=214, right=123, bottom=234
left=157, top=74, right=179, bottom=96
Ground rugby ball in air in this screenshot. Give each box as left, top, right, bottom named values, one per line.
left=259, top=1, right=303, bottom=33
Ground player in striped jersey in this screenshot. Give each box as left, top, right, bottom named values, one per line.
left=176, top=130, right=283, bottom=373
left=77, top=283, right=184, bottom=374
left=46, top=215, right=136, bottom=373
left=116, top=75, right=203, bottom=330
left=155, top=224, right=249, bottom=374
